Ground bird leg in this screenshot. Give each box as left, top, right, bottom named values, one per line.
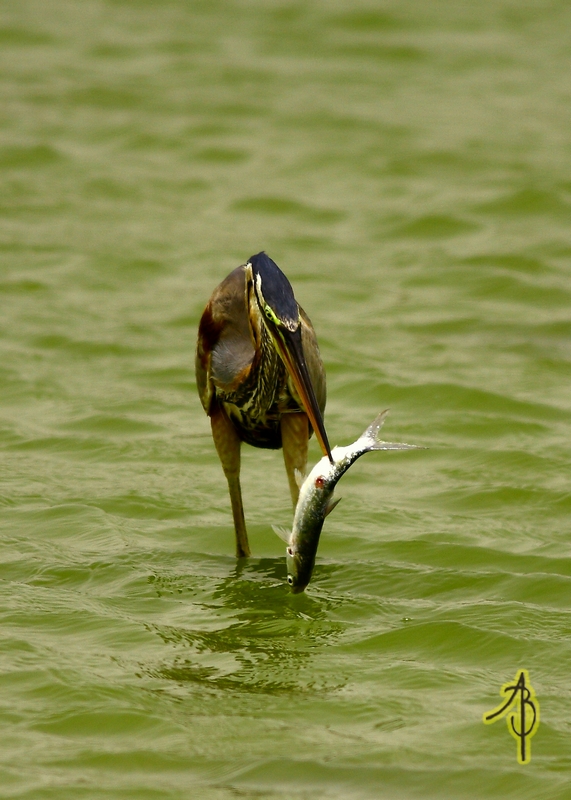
left=281, top=412, right=309, bottom=507
left=210, top=406, right=251, bottom=558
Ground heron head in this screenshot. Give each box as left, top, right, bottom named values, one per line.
left=246, top=252, right=332, bottom=463
left=248, top=251, right=300, bottom=333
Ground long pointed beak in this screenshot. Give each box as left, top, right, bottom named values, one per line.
left=274, top=326, right=333, bottom=463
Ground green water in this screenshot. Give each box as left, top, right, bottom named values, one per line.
left=2, top=1, right=571, bottom=797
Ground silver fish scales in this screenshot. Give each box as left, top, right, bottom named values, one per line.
left=274, top=410, right=422, bottom=593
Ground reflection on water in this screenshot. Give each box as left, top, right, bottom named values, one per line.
left=147, top=559, right=346, bottom=695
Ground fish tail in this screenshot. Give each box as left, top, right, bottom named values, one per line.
left=362, top=410, right=423, bottom=451
left=364, top=409, right=390, bottom=441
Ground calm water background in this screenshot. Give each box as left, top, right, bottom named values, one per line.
left=1, top=1, right=571, bottom=798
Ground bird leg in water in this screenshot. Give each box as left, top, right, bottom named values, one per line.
left=281, top=412, right=309, bottom=507
left=210, top=406, right=251, bottom=558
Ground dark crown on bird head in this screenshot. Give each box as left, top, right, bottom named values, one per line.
left=248, top=252, right=299, bottom=330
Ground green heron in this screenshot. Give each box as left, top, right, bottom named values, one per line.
left=196, top=252, right=332, bottom=558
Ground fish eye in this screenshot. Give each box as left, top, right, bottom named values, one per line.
left=287, top=575, right=294, bottom=585
left=287, top=547, right=293, bottom=556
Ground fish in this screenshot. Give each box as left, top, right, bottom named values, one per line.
left=273, top=410, right=422, bottom=593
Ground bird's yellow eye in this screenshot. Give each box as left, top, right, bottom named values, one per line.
left=264, top=305, right=281, bottom=326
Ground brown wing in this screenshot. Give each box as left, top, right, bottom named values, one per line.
left=195, top=265, right=255, bottom=416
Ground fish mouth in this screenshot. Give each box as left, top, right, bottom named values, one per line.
left=273, top=326, right=333, bottom=464
left=287, top=553, right=312, bottom=594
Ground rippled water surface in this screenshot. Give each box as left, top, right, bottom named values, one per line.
left=2, top=1, right=571, bottom=798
